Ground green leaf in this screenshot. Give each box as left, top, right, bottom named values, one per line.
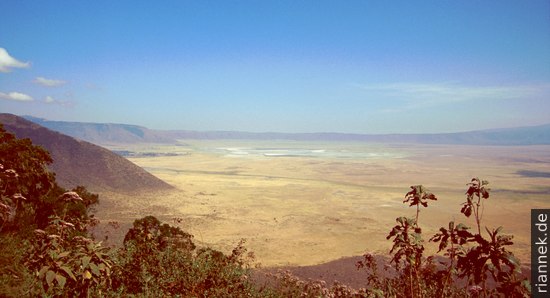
left=58, top=251, right=70, bottom=258
left=507, top=254, right=520, bottom=268
left=59, top=266, right=76, bottom=281
left=522, top=279, right=531, bottom=292
left=89, top=263, right=100, bottom=276
left=55, top=274, right=66, bottom=288
left=95, top=250, right=108, bottom=260
left=81, top=255, right=91, bottom=268
left=38, top=265, right=50, bottom=277
left=46, top=270, right=56, bottom=287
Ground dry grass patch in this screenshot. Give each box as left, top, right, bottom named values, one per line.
left=95, top=141, right=550, bottom=267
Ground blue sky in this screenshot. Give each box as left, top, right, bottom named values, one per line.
left=1, top=1, right=549, bottom=133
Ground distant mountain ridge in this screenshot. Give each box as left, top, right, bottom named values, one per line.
left=22, top=115, right=550, bottom=146
left=164, top=125, right=550, bottom=145
left=23, top=116, right=173, bottom=145
left=1, top=114, right=173, bottom=193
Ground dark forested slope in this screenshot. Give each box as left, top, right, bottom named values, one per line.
left=1, top=113, right=173, bottom=192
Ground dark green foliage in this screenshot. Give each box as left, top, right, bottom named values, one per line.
left=0, top=124, right=54, bottom=200
left=114, top=216, right=258, bottom=296
left=114, top=215, right=196, bottom=294
left=456, top=227, right=520, bottom=285
left=386, top=216, right=424, bottom=270
left=25, top=215, right=114, bottom=297
left=1, top=125, right=109, bottom=297
left=431, top=221, right=473, bottom=253
left=0, top=125, right=97, bottom=232
left=385, top=216, right=424, bottom=297
left=123, top=215, right=195, bottom=252
left=1, top=124, right=55, bottom=231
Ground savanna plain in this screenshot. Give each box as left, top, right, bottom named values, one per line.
left=95, top=140, right=550, bottom=268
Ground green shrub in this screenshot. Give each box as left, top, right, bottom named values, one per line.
left=25, top=198, right=114, bottom=297
left=112, top=216, right=259, bottom=297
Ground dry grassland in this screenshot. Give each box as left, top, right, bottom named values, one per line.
left=95, top=141, right=550, bottom=267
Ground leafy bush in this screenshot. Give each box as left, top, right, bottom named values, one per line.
left=26, top=217, right=114, bottom=296
left=1, top=124, right=109, bottom=297
left=0, top=124, right=55, bottom=231
left=112, top=216, right=259, bottom=296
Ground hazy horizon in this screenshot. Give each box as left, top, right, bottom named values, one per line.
left=1, top=1, right=550, bottom=134
left=13, top=113, right=550, bottom=136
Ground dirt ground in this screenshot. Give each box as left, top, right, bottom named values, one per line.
left=95, top=141, right=550, bottom=267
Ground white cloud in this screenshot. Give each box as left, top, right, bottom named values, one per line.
left=0, top=48, right=30, bottom=73
left=0, top=91, right=34, bottom=102
left=45, top=96, right=56, bottom=103
left=34, top=77, right=67, bottom=87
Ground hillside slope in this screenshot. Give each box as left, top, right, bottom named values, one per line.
left=0, top=113, right=173, bottom=192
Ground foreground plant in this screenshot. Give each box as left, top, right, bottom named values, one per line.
left=429, top=221, right=472, bottom=296
left=386, top=216, right=424, bottom=297
left=442, top=178, right=529, bottom=297
left=403, top=185, right=437, bottom=226
left=25, top=192, right=113, bottom=297
left=358, top=178, right=530, bottom=298
left=461, top=178, right=490, bottom=235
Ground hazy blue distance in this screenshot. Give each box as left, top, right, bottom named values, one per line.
left=1, top=0, right=549, bottom=134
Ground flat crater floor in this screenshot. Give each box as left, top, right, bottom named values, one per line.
left=96, top=141, right=550, bottom=267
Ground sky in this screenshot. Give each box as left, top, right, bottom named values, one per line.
left=1, top=0, right=549, bottom=134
